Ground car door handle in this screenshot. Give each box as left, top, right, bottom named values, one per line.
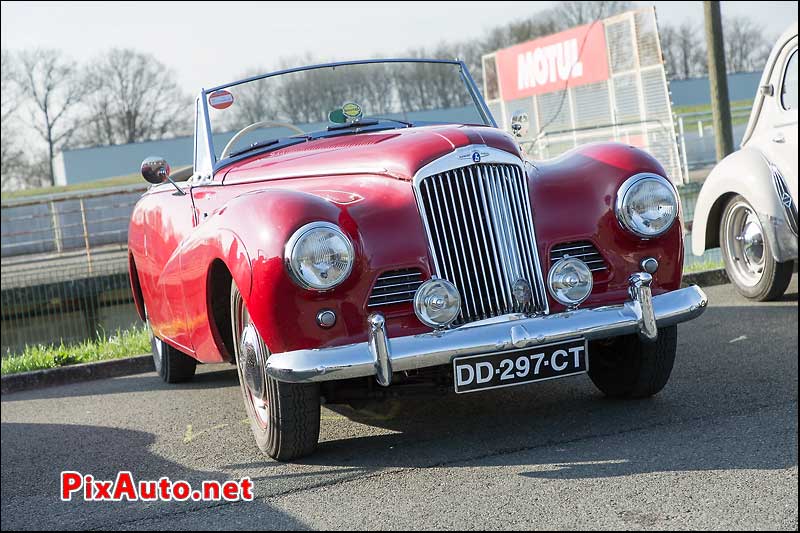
left=772, top=133, right=786, bottom=143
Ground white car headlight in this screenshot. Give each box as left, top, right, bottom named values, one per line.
left=616, top=173, right=679, bottom=238
left=285, top=222, right=354, bottom=290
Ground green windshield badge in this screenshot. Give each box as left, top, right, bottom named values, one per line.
left=328, top=108, right=347, bottom=124
left=341, top=102, right=363, bottom=122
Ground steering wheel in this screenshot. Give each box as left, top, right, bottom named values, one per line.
left=220, top=120, right=306, bottom=159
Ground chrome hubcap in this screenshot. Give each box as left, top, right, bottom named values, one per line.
left=234, top=294, right=270, bottom=428
left=726, top=203, right=765, bottom=286
left=239, top=321, right=266, bottom=402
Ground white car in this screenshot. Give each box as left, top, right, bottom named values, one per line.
left=693, top=22, right=798, bottom=300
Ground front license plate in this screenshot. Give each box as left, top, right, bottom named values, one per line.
left=453, top=338, right=588, bottom=394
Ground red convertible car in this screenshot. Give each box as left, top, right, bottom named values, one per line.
left=129, top=59, right=708, bottom=460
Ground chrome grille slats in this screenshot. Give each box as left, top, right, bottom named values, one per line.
left=368, top=269, right=423, bottom=307
left=475, top=166, right=513, bottom=313
left=415, top=157, right=548, bottom=324
left=465, top=166, right=503, bottom=317
left=550, top=242, right=608, bottom=272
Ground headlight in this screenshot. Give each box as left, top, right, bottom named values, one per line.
left=414, top=278, right=461, bottom=328
left=285, top=222, right=354, bottom=290
left=615, top=173, right=679, bottom=238
left=548, top=257, right=593, bottom=307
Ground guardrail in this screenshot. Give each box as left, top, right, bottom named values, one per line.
left=1, top=184, right=146, bottom=261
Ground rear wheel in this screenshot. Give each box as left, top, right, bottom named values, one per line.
left=149, top=322, right=197, bottom=383
left=231, top=281, right=320, bottom=461
left=720, top=195, right=793, bottom=301
left=588, top=326, right=677, bottom=398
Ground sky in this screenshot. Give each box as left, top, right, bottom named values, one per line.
left=2, top=1, right=797, bottom=95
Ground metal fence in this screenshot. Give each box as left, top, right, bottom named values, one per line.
left=1, top=186, right=145, bottom=355
left=674, top=105, right=752, bottom=173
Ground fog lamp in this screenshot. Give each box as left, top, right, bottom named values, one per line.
left=414, top=278, right=461, bottom=328
left=548, top=257, right=593, bottom=308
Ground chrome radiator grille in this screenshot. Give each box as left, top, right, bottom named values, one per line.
left=415, top=162, right=548, bottom=324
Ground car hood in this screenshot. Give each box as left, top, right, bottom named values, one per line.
left=221, top=124, right=521, bottom=184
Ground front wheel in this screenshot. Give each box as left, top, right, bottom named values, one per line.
left=231, top=281, right=320, bottom=461
left=720, top=195, right=793, bottom=301
left=588, top=326, right=677, bottom=398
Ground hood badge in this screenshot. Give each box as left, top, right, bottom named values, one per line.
left=459, top=150, right=489, bottom=163
left=512, top=279, right=532, bottom=306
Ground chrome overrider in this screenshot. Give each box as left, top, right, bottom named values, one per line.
left=265, top=275, right=708, bottom=386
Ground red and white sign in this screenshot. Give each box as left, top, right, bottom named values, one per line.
left=208, top=90, right=234, bottom=110
left=495, top=23, right=609, bottom=101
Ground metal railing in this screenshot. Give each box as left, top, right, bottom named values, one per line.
left=1, top=185, right=146, bottom=355
left=674, top=105, right=752, bottom=174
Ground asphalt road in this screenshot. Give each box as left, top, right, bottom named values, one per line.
left=2, top=276, right=797, bottom=531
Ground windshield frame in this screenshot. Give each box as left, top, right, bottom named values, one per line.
left=193, top=58, right=497, bottom=178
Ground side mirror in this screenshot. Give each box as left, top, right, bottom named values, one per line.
left=141, top=156, right=170, bottom=184
left=510, top=110, right=530, bottom=138
left=141, top=156, right=186, bottom=195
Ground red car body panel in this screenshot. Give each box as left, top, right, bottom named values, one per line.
left=128, top=125, right=683, bottom=364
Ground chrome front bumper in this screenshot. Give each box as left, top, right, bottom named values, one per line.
left=266, top=273, right=708, bottom=386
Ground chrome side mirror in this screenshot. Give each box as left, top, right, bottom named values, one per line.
left=141, top=156, right=170, bottom=184
left=141, top=156, right=185, bottom=195
left=510, top=110, right=530, bottom=138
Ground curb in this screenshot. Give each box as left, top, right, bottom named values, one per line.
left=1, top=269, right=738, bottom=396
left=1, top=355, right=153, bottom=395
left=681, top=268, right=729, bottom=288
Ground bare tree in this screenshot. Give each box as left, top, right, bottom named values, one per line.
left=724, top=16, right=772, bottom=74
left=17, top=49, right=85, bottom=186
left=81, top=49, right=191, bottom=146
left=1, top=49, right=27, bottom=191
left=660, top=21, right=707, bottom=79
left=552, top=1, right=633, bottom=29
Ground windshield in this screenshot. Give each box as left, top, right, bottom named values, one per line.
left=196, top=60, right=492, bottom=173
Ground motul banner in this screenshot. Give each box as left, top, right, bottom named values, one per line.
left=495, top=22, right=609, bottom=100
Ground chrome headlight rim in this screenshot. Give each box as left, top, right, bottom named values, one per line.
left=413, top=278, right=461, bottom=329
left=615, top=173, right=679, bottom=239
left=284, top=221, right=355, bottom=291
left=547, top=257, right=593, bottom=308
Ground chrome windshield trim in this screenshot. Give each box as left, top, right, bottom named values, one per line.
left=200, top=59, right=493, bottom=173
left=206, top=58, right=464, bottom=93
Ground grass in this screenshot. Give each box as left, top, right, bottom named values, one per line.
left=673, top=99, right=753, bottom=127
left=2, top=164, right=193, bottom=201
left=1, top=173, right=143, bottom=201
left=1, top=325, right=151, bottom=375
left=684, top=260, right=725, bottom=274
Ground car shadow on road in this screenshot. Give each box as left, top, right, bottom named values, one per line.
left=285, top=301, right=797, bottom=480
left=0, top=421, right=307, bottom=531
left=0, top=367, right=240, bottom=403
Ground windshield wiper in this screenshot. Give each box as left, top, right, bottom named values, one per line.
left=228, top=136, right=308, bottom=158
left=327, top=118, right=413, bottom=131
left=370, top=117, right=414, bottom=127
